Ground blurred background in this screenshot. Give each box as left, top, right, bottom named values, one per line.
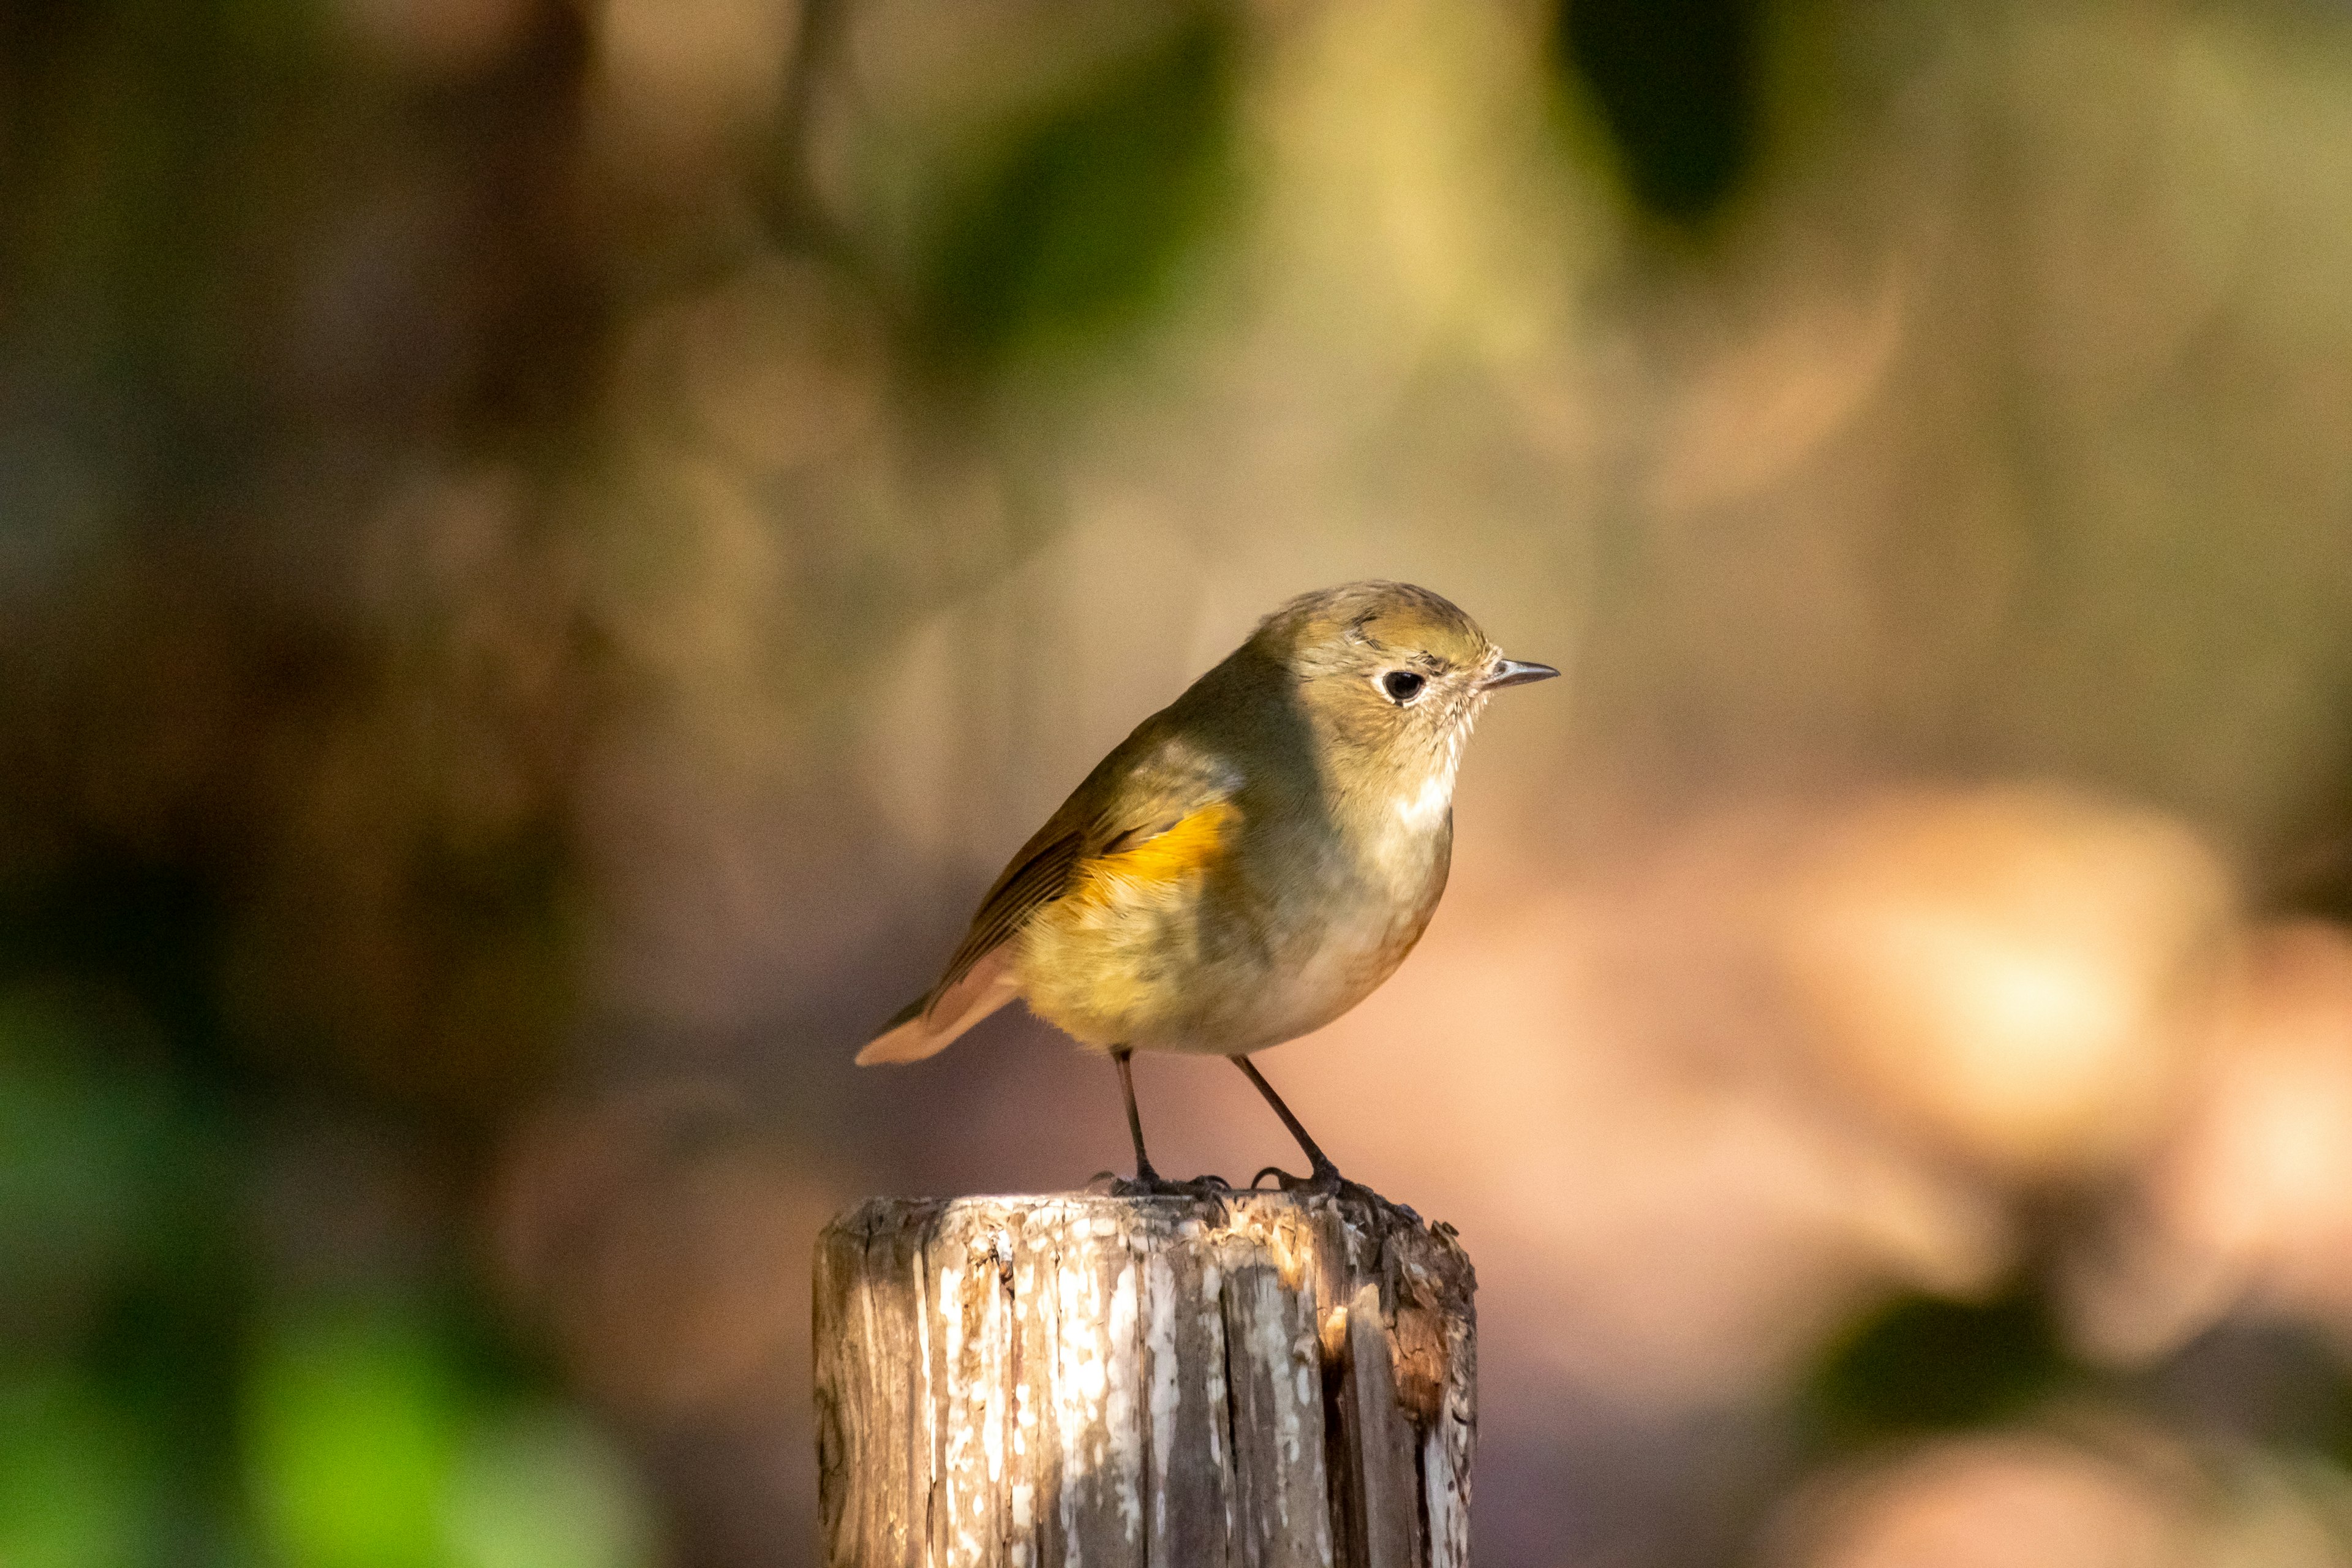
left=6, top=0, right=2352, bottom=1563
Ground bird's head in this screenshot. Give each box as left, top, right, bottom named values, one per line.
left=1250, top=581, right=1558, bottom=780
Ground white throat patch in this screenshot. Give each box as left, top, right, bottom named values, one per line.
left=1396, top=770, right=1452, bottom=829
left=1394, top=726, right=1469, bottom=831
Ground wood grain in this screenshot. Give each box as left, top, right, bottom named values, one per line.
left=813, top=1191, right=1476, bottom=1567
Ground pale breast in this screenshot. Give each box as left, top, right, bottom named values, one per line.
left=1122, top=811, right=1450, bottom=1054
left=1221, top=850, right=1446, bottom=1049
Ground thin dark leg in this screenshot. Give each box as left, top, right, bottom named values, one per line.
left=1229, top=1055, right=1340, bottom=1181
left=1114, top=1048, right=1159, bottom=1182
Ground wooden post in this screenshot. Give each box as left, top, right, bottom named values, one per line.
left=813, top=1191, right=1476, bottom=1568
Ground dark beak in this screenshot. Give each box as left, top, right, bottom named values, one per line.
left=1480, top=658, right=1560, bottom=691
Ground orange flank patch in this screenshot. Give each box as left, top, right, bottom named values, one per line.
left=1073, top=801, right=1238, bottom=905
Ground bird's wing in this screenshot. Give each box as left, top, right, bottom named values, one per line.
left=854, top=725, right=1242, bottom=1065
left=935, top=728, right=1243, bottom=1003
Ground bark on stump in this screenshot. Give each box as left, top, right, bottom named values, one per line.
left=813, top=1191, right=1476, bottom=1568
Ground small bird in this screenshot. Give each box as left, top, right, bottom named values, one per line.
left=857, top=581, right=1557, bottom=1191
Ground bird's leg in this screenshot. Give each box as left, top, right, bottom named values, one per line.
left=1093, top=1050, right=1233, bottom=1207
left=1232, top=1057, right=1413, bottom=1221
left=1114, top=1047, right=1160, bottom=1184
left=1231, top=1055, right=1343, bottom=1188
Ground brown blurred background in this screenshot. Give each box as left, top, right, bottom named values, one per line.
left=7, top=0, right=2352, bottom=1564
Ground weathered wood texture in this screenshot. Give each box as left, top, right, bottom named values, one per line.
left=813, top=1191, right=1476, bottom=1568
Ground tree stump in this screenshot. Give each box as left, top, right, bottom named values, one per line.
left=813, top=1190, right=1476, bottom=1568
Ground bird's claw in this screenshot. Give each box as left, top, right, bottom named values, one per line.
left=1248, top=1164, right=1418, bottom=1223
left=1105, top=1171, right=1236, bottom=1205
left=1251, top=1163, right=1346, bottom=1194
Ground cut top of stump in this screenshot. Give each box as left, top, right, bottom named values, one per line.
left=813, top=1189, right=1476, bottom=1568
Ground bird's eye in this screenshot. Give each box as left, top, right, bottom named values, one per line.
left=1381, top=670, right=1427, bottom=704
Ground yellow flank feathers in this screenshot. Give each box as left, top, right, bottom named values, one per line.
left=1072, top=800, right=1238, bottom=906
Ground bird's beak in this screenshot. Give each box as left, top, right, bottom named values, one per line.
left=1480, top=658, right=1560, bottom=691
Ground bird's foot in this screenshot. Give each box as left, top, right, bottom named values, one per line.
left=1250, top=1163, right=1422, bottom=1225
left=1089, top=1168, right=1235, bottom=1204
left=1250, top=1161, right=1343, bottom=1195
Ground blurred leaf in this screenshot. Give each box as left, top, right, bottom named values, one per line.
left=1553, top=0, right=1763, bottom=226
left=443, top=1407, right=651, bottom=1568
left=245, top=1306, right=466, bottom=1568
left=0, top=1373, right=151, bottom=1568
left=919, top=7, right=1236, bottom=368
left=1807, top=1290, right=2074, bottom=1443
left=0, top=994, right=179, bottom=1313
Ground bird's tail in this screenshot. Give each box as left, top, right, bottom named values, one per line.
left=854, top=946, right=1019, bottom=1065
